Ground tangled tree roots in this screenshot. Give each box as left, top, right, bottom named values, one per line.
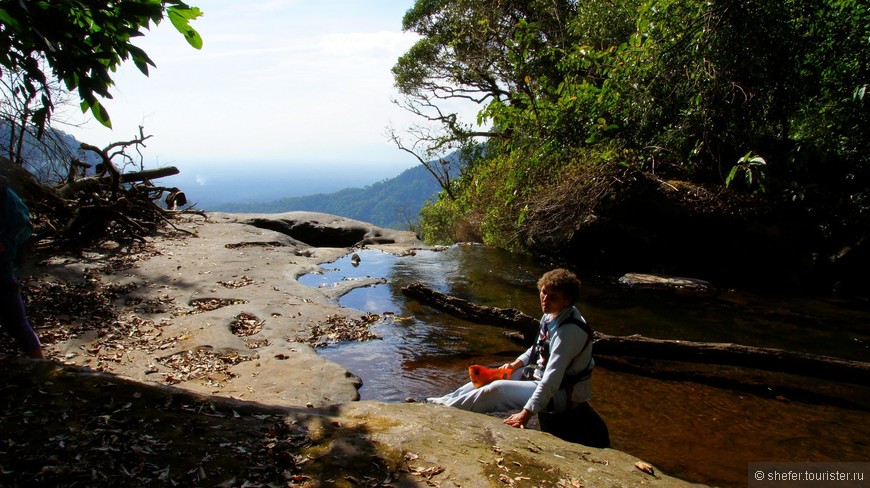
left=62, top=188, right=175, bottom=244
left=1, top=131, right=202, bottom=252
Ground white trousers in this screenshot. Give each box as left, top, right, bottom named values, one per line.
left=427, top=369, right=569, bottom=413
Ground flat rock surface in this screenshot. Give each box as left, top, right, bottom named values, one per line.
left=13, top=212, right=702, bottom=487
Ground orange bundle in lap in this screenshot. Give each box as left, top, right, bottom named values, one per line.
left=468, top=365, right=513, bottom=388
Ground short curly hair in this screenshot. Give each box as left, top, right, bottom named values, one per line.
left=537, top=268, right=581, bottom=304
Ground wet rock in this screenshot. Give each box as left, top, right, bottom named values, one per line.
left=228, top=211, right=420, bottom=248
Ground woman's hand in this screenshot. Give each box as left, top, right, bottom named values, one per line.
left=501, top=359, right=524, bottom=371
left=503, top=409, right=533, bottom=429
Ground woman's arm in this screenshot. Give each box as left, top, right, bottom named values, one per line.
left=522, top=320, right=585, bottom=414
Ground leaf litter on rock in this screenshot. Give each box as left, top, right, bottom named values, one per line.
left=182, top=297, right=249, bottom=315
left=290, top=313, right=381, bottom=348
left=231, top=312, right=264, bottom=337
left=157, top=348, right=253, bottom=386
left=4, top=229, right=427, bottom=487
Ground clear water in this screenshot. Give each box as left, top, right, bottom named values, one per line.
left=300, top=246, right=870, bottom=487
left=301, top=246, right=545, bottom=401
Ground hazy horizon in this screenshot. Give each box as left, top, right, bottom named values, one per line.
left=161, top=159, right=415, bottom=209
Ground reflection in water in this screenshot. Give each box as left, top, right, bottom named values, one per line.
left=300, top=246, right=870, bottom=487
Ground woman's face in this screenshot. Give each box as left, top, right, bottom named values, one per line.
left=539, top=284, right=571, bottom=315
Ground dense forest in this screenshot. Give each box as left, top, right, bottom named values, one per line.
left=392, top=0, right=868, bottom=292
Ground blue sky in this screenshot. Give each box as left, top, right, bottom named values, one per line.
left=62, top=0, right=478, bottom=188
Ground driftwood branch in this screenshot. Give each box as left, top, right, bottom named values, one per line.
left=80, top=142, right=121, bottom=199
left=116, top=166, right=179, bottom=183
left=59, top=166, right=180, bottom=199
left=401, top=282, right=870, bottom=385
left=80, top=127, right=154, bottom=199
left=401, top=282, right=539, bottom=341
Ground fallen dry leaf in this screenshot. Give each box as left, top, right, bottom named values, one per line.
left=409, top=465, right=445, bottom=479
left=635, top=461, right=655, bottom=476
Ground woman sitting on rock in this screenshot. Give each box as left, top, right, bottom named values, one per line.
left=427, top=268, right=608, bottom=447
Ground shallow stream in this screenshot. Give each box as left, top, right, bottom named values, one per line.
left=299, top=246, right=870, bottom=487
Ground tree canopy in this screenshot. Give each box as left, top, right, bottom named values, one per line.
left=0, top=0, right=202, bottom=133
left=394, top=0, right=869, bottom=262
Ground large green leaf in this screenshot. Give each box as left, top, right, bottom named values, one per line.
left=127, top=44, right=155, bottom=76
left=0, top=8, right=22, bottom=30
left=168, top=6, right=203, bottom=49
left=81, top=98, right=112, bottom=129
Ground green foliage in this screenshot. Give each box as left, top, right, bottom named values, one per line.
left=0, top=1, right=202, bottom=132
left=726, top=152, right=767, bottom=192
left=402, top=0, right=869, bottom=248
left=418, top=197, right=464, bottom=245
left=466, top=151, right=526, bottom=249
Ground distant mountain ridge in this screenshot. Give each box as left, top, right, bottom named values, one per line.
left=0, top=123, right=102, bottom=182
left=210, top=163, right=445, bottom=230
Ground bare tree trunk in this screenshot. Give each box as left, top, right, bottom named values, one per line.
left=401, top=282, right=539, bottom=341
left=115, top=166, right=179, bottom=183
left=592, top=334, right=870, bottom=385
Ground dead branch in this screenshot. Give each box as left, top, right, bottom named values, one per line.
left=117, top=166, right=179, bottom=183
left=3, top=125, right=199, bottom=251
left=401, top=282, right=540, bottom=341
left=79, top=126, right=153, bottom=199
